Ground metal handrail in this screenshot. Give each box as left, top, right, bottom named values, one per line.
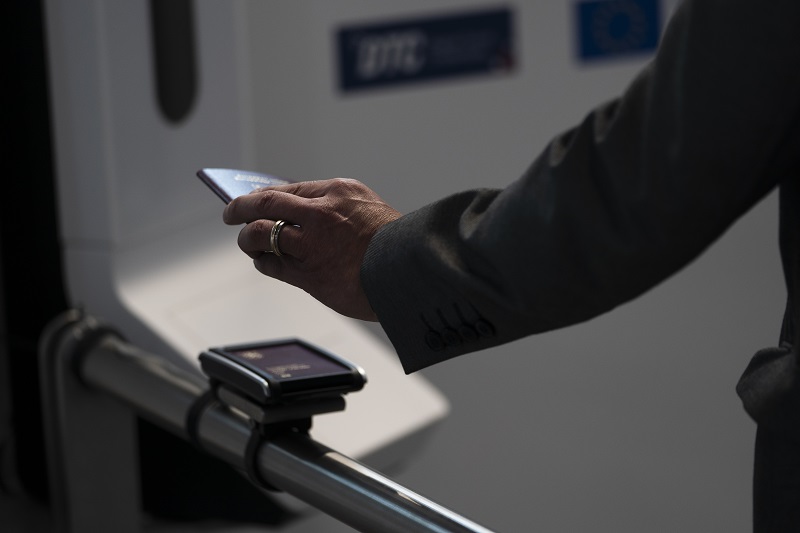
left=40, top=311, right=494, bottom=533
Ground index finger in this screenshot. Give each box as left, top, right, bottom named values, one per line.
left=223, top=189, right=310, bottom=225
left=250, top=179, right=338, bottom=199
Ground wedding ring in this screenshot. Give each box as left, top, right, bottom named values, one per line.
left=270, top=219, right=287, bottom=257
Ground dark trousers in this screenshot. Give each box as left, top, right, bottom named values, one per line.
left=753, top=425, right=800, bottom=532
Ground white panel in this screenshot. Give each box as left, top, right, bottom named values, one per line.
left=45, top=0, right=449, bottom=499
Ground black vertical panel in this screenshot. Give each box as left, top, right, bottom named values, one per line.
left=0, top=214, right=15, bottom=496
left=150, top=0, right=198, bottom=123
left=1, top=0, right=69, bottom=500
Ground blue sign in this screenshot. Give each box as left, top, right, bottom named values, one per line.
left=337, top=8, right=515, bottom=92
left=576, top=0, right=661, bottom=61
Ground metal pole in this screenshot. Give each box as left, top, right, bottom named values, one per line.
left=56, top=314, right=493, bottom=533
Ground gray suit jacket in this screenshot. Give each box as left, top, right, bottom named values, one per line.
left=362, top=2, right=800, bottom=529
left=361, top=0, right=800, bottom=375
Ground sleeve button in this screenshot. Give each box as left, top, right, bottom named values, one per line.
left=458, top=325, right=478, bottom=342
left=425, top=330, right=445, bottom=351
left=442, top=328, right=462, bottom=347
left=475, top=320, right=495, bottom=338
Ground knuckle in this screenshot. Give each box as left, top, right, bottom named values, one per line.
left=251, top=218, right=272, bottom=232
left=331, top=177, right=362, bottom=192
left=240, top=219, right=269, bottom=248
left=303, top=199, right=334, bottom=227
left=253, top=191, right=277, bottom=213
left=249, top=219, right=272, bottom=239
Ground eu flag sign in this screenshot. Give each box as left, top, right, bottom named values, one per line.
left=576, top=0, right=661, bottom=61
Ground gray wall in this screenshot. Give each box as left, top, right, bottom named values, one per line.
left=246, top=1, right=782, bottom=531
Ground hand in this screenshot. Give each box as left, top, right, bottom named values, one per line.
left=222, top=178, right=401, bottom=321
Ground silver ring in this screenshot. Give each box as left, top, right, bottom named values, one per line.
left=270, top=219, right=287, bottom=257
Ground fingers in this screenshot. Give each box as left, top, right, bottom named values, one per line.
left=223, top=189, right=308, bottom=226
left=250, top=244, right=379, bottom=322
left=252, top=252, right=290, bottom=283
left=238, top=219, right=304, bottom=259
left=253, top=180, right=334, bottom=198
left=250, top=253, right=308, bottom=298
left=219, top=176, right=396, bottom=321
left=222, top=178, right=367, bottom=225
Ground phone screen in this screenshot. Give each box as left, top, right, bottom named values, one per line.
left=197, top=168, right=292, bottom=203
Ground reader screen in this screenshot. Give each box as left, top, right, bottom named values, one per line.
left=228, top=343, right=349, bottom=380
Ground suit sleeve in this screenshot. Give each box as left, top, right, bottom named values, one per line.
left=360, top=0, right=800, bottom=373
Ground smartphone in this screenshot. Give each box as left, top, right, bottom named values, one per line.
left=199, top=339, right=367, bottom=405
left=196, top=168, right=293, bottom=204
